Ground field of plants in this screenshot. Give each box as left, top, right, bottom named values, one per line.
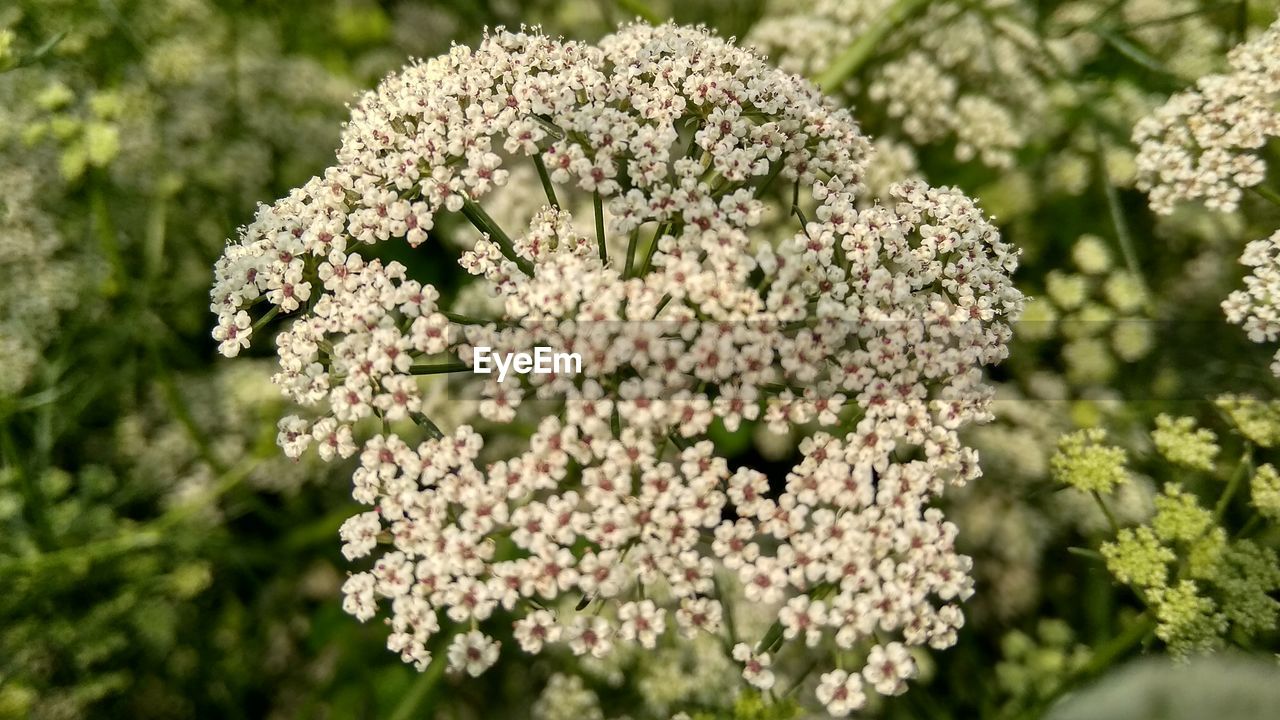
left=3, top=1, right=1280, bottom=718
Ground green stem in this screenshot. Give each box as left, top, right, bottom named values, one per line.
left=144, top=193, right=168, bottom=285
left=1068, top=546, right=1106, bottom=561
left=713, top=572, right=739, bottom=651
left=158, top=370, right=229, bottom=476
left=0, top=459, right=260, bottom=575
left=460, top=199, right=534, bottom=275
left=1, top=425, right=52, bottom=548
left=9, top=383, right=75, bottom=414
left=443, top=311, right=501, bottom=326
left=1024, top=612, right=1155, bottom=719
left=784, top=658, right=821, bottom=697
left=595, top=0, right=617, bottom=27
left=1250, top=184, right=1280, bottom=207
left=757, top=583, right=835, bottom=654
left=389, top=646, right=450, bottom=720
left=753, top=156, right=786, bottom=198
left=1093, top=126, right=1151, bottom=307
left=651, top=293, right=672, bottom=318
left=1079, top=612, right=1156, bottom=676
left=1099, top=30, right=1187, bottom=80
left=89, top=179, right=126, bottom=298
left=1091, top=489, right=1122, bottom=536
left=594, top=190, right=608, bottom=263
left=1109, top=3, right=1237, bottom=33
left=408, top=361, right=471, bottom=375
left=532, top=154, right=560, bottom=209
left=6, top=29, right=67, bottom=72
left=411, top=411, right=446, bottom=440
left=1236, top=512, right=1263, bottom=538
left=635, top=222, right=668, bottom=277
left=1215, top=445, right=1252, bottom=522
left=614, top=0, right=662, bottom=24
left=623, top=228, right=641, bottom=278
left=0, top=526, right=165, bottom=575
left=251, top=306, right=281, bottom=336
left=284, top=508, right=354, bottom=550
left=814, top=0, right=932, bottom=90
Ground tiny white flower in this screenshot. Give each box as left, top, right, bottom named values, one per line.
left=446, top=630, right=500, bottom=677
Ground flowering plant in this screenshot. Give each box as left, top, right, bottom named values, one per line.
left=211, top=23, right=1023, bottom=714
left=10, top=2, right=1280, bottom=719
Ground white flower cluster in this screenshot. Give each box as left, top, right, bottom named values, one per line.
left=210, top=23, right=1022, bottom=716
left=749, top=0, right=1066, bottom=169
left=0, top=164, right=80, bottom=397
left=1224, top=231, right=1280, bottom=377
left=1134, top=19, right=1280, bottom=214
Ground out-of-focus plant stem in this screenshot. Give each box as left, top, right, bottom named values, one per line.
left=89, top=178, right=126, bottom=299
left=614, top=0, right=662, bottom=25
left=814, top=0, right=931, bottom=91
left=0, top=458, right=260, bottom=576
left=1092, top=125, right=1153, bottom=312
left=389, top=644, right=450, bottom=720
left=1016, top=612, right=1156, bottom=720
left=1215, top=445, right=1253, bottom=522
left=1250, top=184, right=1280, bottom=207
left=1090, top=489, right=1122, bottom=536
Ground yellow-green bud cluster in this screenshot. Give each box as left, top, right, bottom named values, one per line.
left=1095, top=472, right=1280, bottom=656
left=1051, top=428, right=1130, bottom=494
left=1151, top=415, right=1219, bottom=471
left=1216, top=395, right=1280, bottom=448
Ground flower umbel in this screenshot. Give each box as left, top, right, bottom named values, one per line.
left=1133, top=20, right=1280, bottom=215
left=209, top=22, right=1022, bottom=709
left=1051, top=428, right=1129, bottom=494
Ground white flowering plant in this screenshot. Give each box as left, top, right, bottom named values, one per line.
left=7, top=2, right=1280, bottom=720
left=208, top=22, right=1026, bottom=717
